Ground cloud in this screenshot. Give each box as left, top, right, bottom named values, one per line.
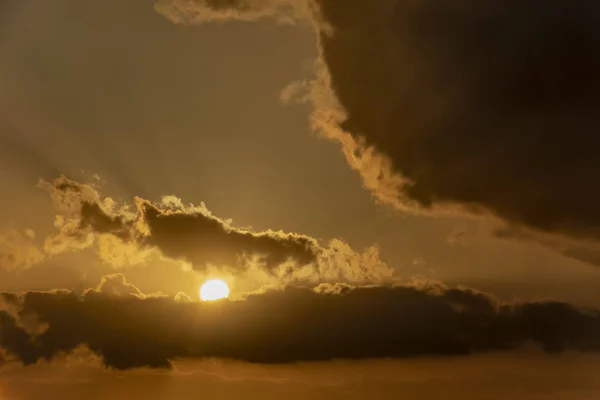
left=38, top=176, right=393, bottom=285
left=174, top=292, right=193, bottom=302
left=495, top=226, right=600, bottom=268
left=41, top=176, right=318, bottom=269
left=0, top=229, right=46, bottom=271
left=154, top=0, right=307, bottom=25
left=561, top=247, right=600, bottom=267
left=314, top=0, right=600, bottom=237
left=1, top=276, right=599, bottom=370
left=3, top=353, right=600, bottom=400
left=154, top=0, right=600, bottom=242
left=85, top=273, right=145, bottom=298
left=139, top=199, right=319, bottom=269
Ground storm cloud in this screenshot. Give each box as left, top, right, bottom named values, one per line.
left=156, top=0, right=600, bottom=241
left=1, top=276, right=599, bottom=370
left=316, top=0, right=600, bottom=238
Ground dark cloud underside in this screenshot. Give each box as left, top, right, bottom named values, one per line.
left=46, top=176, right=319, bottom=271
left=139, top=201, right=317, bottom=268
left=1, top=281, right=599, bottom=370
left=154, top=0, right=600, bottom=244
left=316, top=0, right=600, bottom=237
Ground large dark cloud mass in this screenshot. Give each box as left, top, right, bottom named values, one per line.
left=1, top=277, right=599, bottom=370
left=158, top=0, right=600, bottom=239
left=316, top=0, right=600, bottom=237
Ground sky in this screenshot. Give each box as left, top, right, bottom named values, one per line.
left=1, top=0, right=600, bottom=399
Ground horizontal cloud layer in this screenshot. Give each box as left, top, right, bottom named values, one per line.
left=1, top=275, right=599, bottom=370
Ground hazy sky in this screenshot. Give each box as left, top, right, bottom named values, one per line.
left=2, top=1, right=600, bottom=399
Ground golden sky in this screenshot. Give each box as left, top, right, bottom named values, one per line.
left=2, top=0, right=600, bottom=398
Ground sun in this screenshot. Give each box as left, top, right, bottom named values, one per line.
left=199, top=279, right=230, bottom=301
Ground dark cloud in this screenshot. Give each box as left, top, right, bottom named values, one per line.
left=561, top=247, right=600, bottom=267
left=138, top=200, right=318, bottom=269
left=495, top=226, right=600, bottom=268
left=156, top=0, right=600, bottom=240
left=314, top=0, right=600, bottom=238
left=42, top=176, right=319, bottom=271
left=37, top=177, right=393, bottom=285
left=1, top=277, right=599, bottom=370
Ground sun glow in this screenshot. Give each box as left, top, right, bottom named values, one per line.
left=199, top=279, right=230, bottom=301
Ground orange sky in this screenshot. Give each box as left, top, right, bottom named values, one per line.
left=2, top=1, right=600, bottom=398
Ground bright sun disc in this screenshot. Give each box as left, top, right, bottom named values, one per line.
left=199, top=279, right=230, bottom=301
